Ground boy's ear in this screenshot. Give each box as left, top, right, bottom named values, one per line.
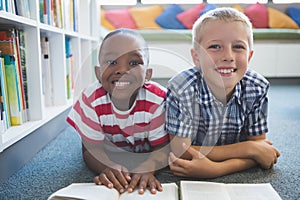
left=191, top=48, right=200, bottom=67
left=248, top=50, right=254, bottom=63
left=145, top=68, right=152, bottom=82
left=94, top=66, right=101, bottom=81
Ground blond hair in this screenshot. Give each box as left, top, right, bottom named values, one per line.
left=192, top=7, right=253, bottom=50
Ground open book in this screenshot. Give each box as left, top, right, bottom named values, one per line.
left=48, top=183, right=178, bottom=200
left=180, top=181, right=282, bottom=200
left=48, top=181, right=281, bottom=200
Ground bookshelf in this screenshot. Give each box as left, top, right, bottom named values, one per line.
left=0, top=0, right=100, bottom=153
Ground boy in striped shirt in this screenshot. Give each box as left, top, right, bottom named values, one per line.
left=67, top=29, right=169, bottom=194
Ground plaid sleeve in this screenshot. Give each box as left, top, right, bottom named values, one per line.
left=246, top=85, right=269, bottom=136
left=165, top=84, right=196, bottom=139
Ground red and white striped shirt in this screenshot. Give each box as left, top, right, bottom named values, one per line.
left=67, top=81, right=168, bottom=153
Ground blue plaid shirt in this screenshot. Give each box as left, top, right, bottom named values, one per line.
left=165, top=67, right=269, bottom=146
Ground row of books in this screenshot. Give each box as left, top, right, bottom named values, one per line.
left=0, top=0, right=78, bottom=32
left=40, top=34, right=74, bottom=107
left=0, top=0, right=31, bottom=18
left=39, top=0, right=79, bottom=32
left=0, top=28, right=28, bottom=133
left=0, top=28, right=75, bottom=133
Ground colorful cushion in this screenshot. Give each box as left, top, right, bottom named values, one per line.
left=286, top=6, right=300, bottom=27
left=268, top=7, right=299, bottom=29
left=232, top=4, right=244, bottom=13
left=155, top=4, right=186, bottom=29
left=129, top=5, right=163, bottom=30
left=101, top=9, right=115, bottom=30
left=200, top=3, right=217, bottom=16
left=104, top=8, right=137, bottom=29
left=176, top=3, right=206, bottom=29
left=244, top=3, right=268, bottom=28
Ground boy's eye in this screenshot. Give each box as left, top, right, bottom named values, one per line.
left=106, top=60, right=117, bottom=65
left=208, top=44, right=220, bottom=49
left=233, top=44, right=246, bottom=50
left=129, top=60, right=143, bottom=66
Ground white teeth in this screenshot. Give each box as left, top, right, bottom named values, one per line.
left=218, top=69, right=235, bottom=74
left=114, top=81, right=130, bottom=87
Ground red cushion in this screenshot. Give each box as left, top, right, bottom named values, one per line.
left=104, top=8, right=137, bottom=29
left=176, top=3, right=206, bottom=29
left=244, top=3, right=268, bottom=28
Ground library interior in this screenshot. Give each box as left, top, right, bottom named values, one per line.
left=0, top=0, right=300, bottom=199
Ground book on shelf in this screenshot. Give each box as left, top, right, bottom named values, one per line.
left=0, top=0, right=5, bottom=11
left=63, top=0, right=78, bottom=32
left=16, top=29, right=28, bottom=120
left=3, top=0, right=16, bottom=14
left=48, top=181, right=282, bottom=200
left=1, top=54, right=22, bottom=125
left=65, top=37, right=74, bottom=99
left=0, top=29, right=27, bottom=126
left=14, top=0, right=30, bottom=18
left=40, top=34, right=53, bottom=106
left=0, top=55, right=9, bottom=133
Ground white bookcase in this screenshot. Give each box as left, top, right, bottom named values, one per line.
left=0, top=0, right=100, bottom=152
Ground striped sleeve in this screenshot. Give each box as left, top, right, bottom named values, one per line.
left=66, top=88, right=104, bottom=143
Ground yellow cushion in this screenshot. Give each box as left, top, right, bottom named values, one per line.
left=232, top=4, right=244, bottom=13
left=268, top=7, right=299, bottom=29
left=129, top=5, right=163, bottom=30
left=101, top=9, right=115, bottom=30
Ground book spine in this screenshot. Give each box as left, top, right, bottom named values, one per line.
left=40, top=35, right=53, bottom=106
left=3, top=55, right=22, bottom=125
left=0, top=0, right=5, bottom=11
left=16, top=29, right=28, bottom=122
left=0, top=56, right=10, bottom=131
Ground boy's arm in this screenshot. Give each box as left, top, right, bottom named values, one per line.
left=82, top=140, right=131, bottom=193
left=169, top=144, right=256, bottom=178
left=170, top=134, right=280, bottom=169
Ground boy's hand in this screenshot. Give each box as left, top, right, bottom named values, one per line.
left=250, top=139, right=280, bottom=169
left=127, top=173, right=163, bottom=195
left=93, top=164, right=131, bottom=193
left=169, top=143, right=219, bottom=178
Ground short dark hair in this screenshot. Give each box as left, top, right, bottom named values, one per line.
left=99, top=28, right=149, bottom=66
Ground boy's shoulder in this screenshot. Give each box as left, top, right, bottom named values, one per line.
left=242, top=69, right=270, bottom=89
left=168, top=67, right=200, bottom=92
left=143, top=81, right=167, bottom=99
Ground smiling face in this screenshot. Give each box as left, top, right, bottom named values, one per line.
left=192, top=20, right=253, bottom=101
left=96, top=33, right=150, bottom=110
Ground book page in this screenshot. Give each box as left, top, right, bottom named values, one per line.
left=48, top=183, right=120, bottom=200
left=119, top=183, right=178, bottom=200
left=226, top=183, right=282, bottom=200
left=180, top=181, right=231, bottom=200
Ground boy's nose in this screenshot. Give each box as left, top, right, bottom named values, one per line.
left=115, top=64, right=130, bottom=75
left=222, top=48, right=234, bottom=62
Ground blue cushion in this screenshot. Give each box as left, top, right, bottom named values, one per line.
left=155, top=4, right=186, bottom=29
left=200, top=4, right=217, bottom=16
left=286, top=6, right=300, bottom=27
